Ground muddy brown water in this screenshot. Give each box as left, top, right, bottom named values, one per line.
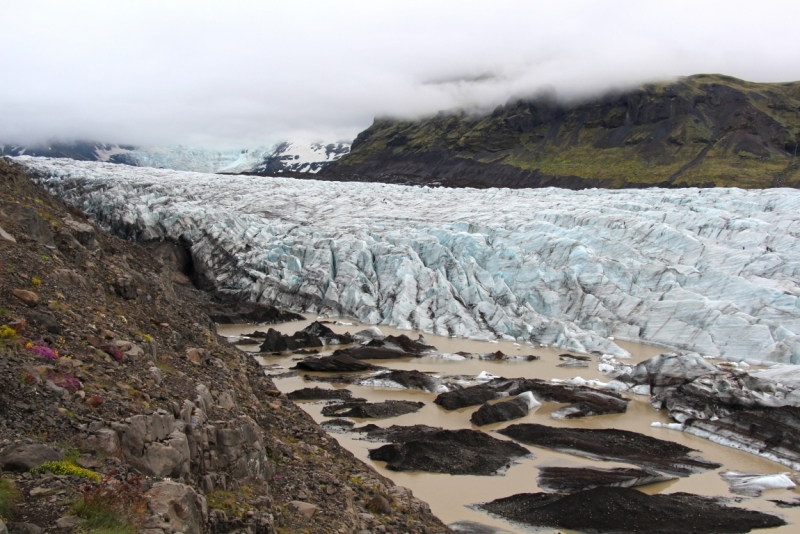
left=218, top=316, right=800, bottom=533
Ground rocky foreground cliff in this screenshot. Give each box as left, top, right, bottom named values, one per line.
left=0, top=159, right=450, bottom=534
left=326, top=74, right=800, bottom=189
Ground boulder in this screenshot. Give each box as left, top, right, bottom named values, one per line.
left=470, top=392, right=541, bottom=426
left=62, top=219, right=96, bottom=247
left=84, top=428, right=120, bottom=455
left=5, top=524, right=43, bottom=534
left=288, top=501, right=317, bottom=518
left=0, top=204, right=53, bottom=245
left=10, top=289, right=38, bottom=307
left=54, top=516, right=84, bottom=529
left=0, top=443, right=61, bottom=471
left=145, top=481, right=208, bottom=534
left=28, top=311, right=60, bottom=334
left=0, top=225, right=15, bottom=243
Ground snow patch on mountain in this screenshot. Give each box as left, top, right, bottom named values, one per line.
left=113, top=141, right=351, bottom=174
left=14, top=157, right=800, bottom=363
left=3, top=141, right=350, bottom=174
left=251, top=141, right=350, bottom=173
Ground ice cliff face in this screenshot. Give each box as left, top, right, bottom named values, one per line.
left=14, top=157, right=800, bottom=363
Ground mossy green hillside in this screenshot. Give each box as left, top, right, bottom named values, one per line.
left=331, top=74, right=800, bottom=189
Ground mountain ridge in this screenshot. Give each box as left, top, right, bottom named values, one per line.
left=326, top=74, right=800, bottom=189
left=0, top=140, right=350, bottom=174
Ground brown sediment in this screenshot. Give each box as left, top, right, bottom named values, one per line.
left=220, top=318, right=800, bottom=534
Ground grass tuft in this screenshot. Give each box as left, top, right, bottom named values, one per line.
left=0, top=477, right=21, bottom=520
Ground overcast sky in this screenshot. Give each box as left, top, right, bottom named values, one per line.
left=3, top=1, right=800, bottom=148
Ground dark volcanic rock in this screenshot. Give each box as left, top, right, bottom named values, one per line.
left=207, top=301, right=304, bottom=324
left=470, top=396, right=533, bottom=427
left=371, top=334, right=436, bottom=354
left=292, top=353, right=383, bottom=372
left=364, top=370, right=444, bottom=392
left=260, top=321, right=353, bottom=352
left=321, top=400, right=424, bottom=419
left=368, top=427, right=530, bottom=475
left=334, top=334, right=437, bottom=360
left=0, top=443, right=62, bottom=471
left=479, top=350, right=539, bottom=361
left=556, top=358, right=588, bottom=368
left=683, top=405, right=800, bottom=471
left=434, top=377, right=628, bottom=419
left=536, top=466, right=676, bottom=493
left=320, top=419, right=356, bottom=433
left=334, top=346, right=413, bottom=360
left=286, top=387, right=354, bottom=401
left=559, top=353, right=590, bottom=361
left=448, top=521, right=513, bottom=534
left=478, top=487, right=785, bottom=534
left=304, top=369, right=446, bottom=393
left=499, top=424, right=720, bottom=476
left=627, top=352, right=722, bottom=393
left=358, top=424, right=442, bottom=442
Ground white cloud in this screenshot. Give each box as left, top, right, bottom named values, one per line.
left=2, top=0, right=800, bottom=147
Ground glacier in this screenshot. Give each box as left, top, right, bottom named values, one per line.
left=12, top=156, right=800, bottom=363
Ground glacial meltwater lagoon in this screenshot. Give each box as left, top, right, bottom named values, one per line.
left=219, top=316, right=800, bottom=534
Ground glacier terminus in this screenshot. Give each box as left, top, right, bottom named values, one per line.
left=14, top=156, right=800, bottom=364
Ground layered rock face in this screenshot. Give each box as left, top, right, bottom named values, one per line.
left=15, top=157, right=800, bottom=363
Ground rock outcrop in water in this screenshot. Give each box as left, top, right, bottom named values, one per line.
left=292, top=353, right=384, bottom=372
left=321, top=400, right=425, bottom=419
left=18, top=157, right=800, bottom=364
left=600, top=352, right=800, bottom=470
left=259, top=321, right=353, bottom=353
left=435, top=377, right=629, bottom=419
left=477, top=487, right=786, bottom=534
left=536, top=466, right=676, bottom=493
left=367, top=426, right=530, bottom=475
left=305, top=369, right=449, bottom=393
left=499, top=423, right=720, bottom=476
left=332, top=334, right=436, bottom=360
left=286, top=387, right=355, bottom=401
left=470, top=392, right=541, bottom=426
